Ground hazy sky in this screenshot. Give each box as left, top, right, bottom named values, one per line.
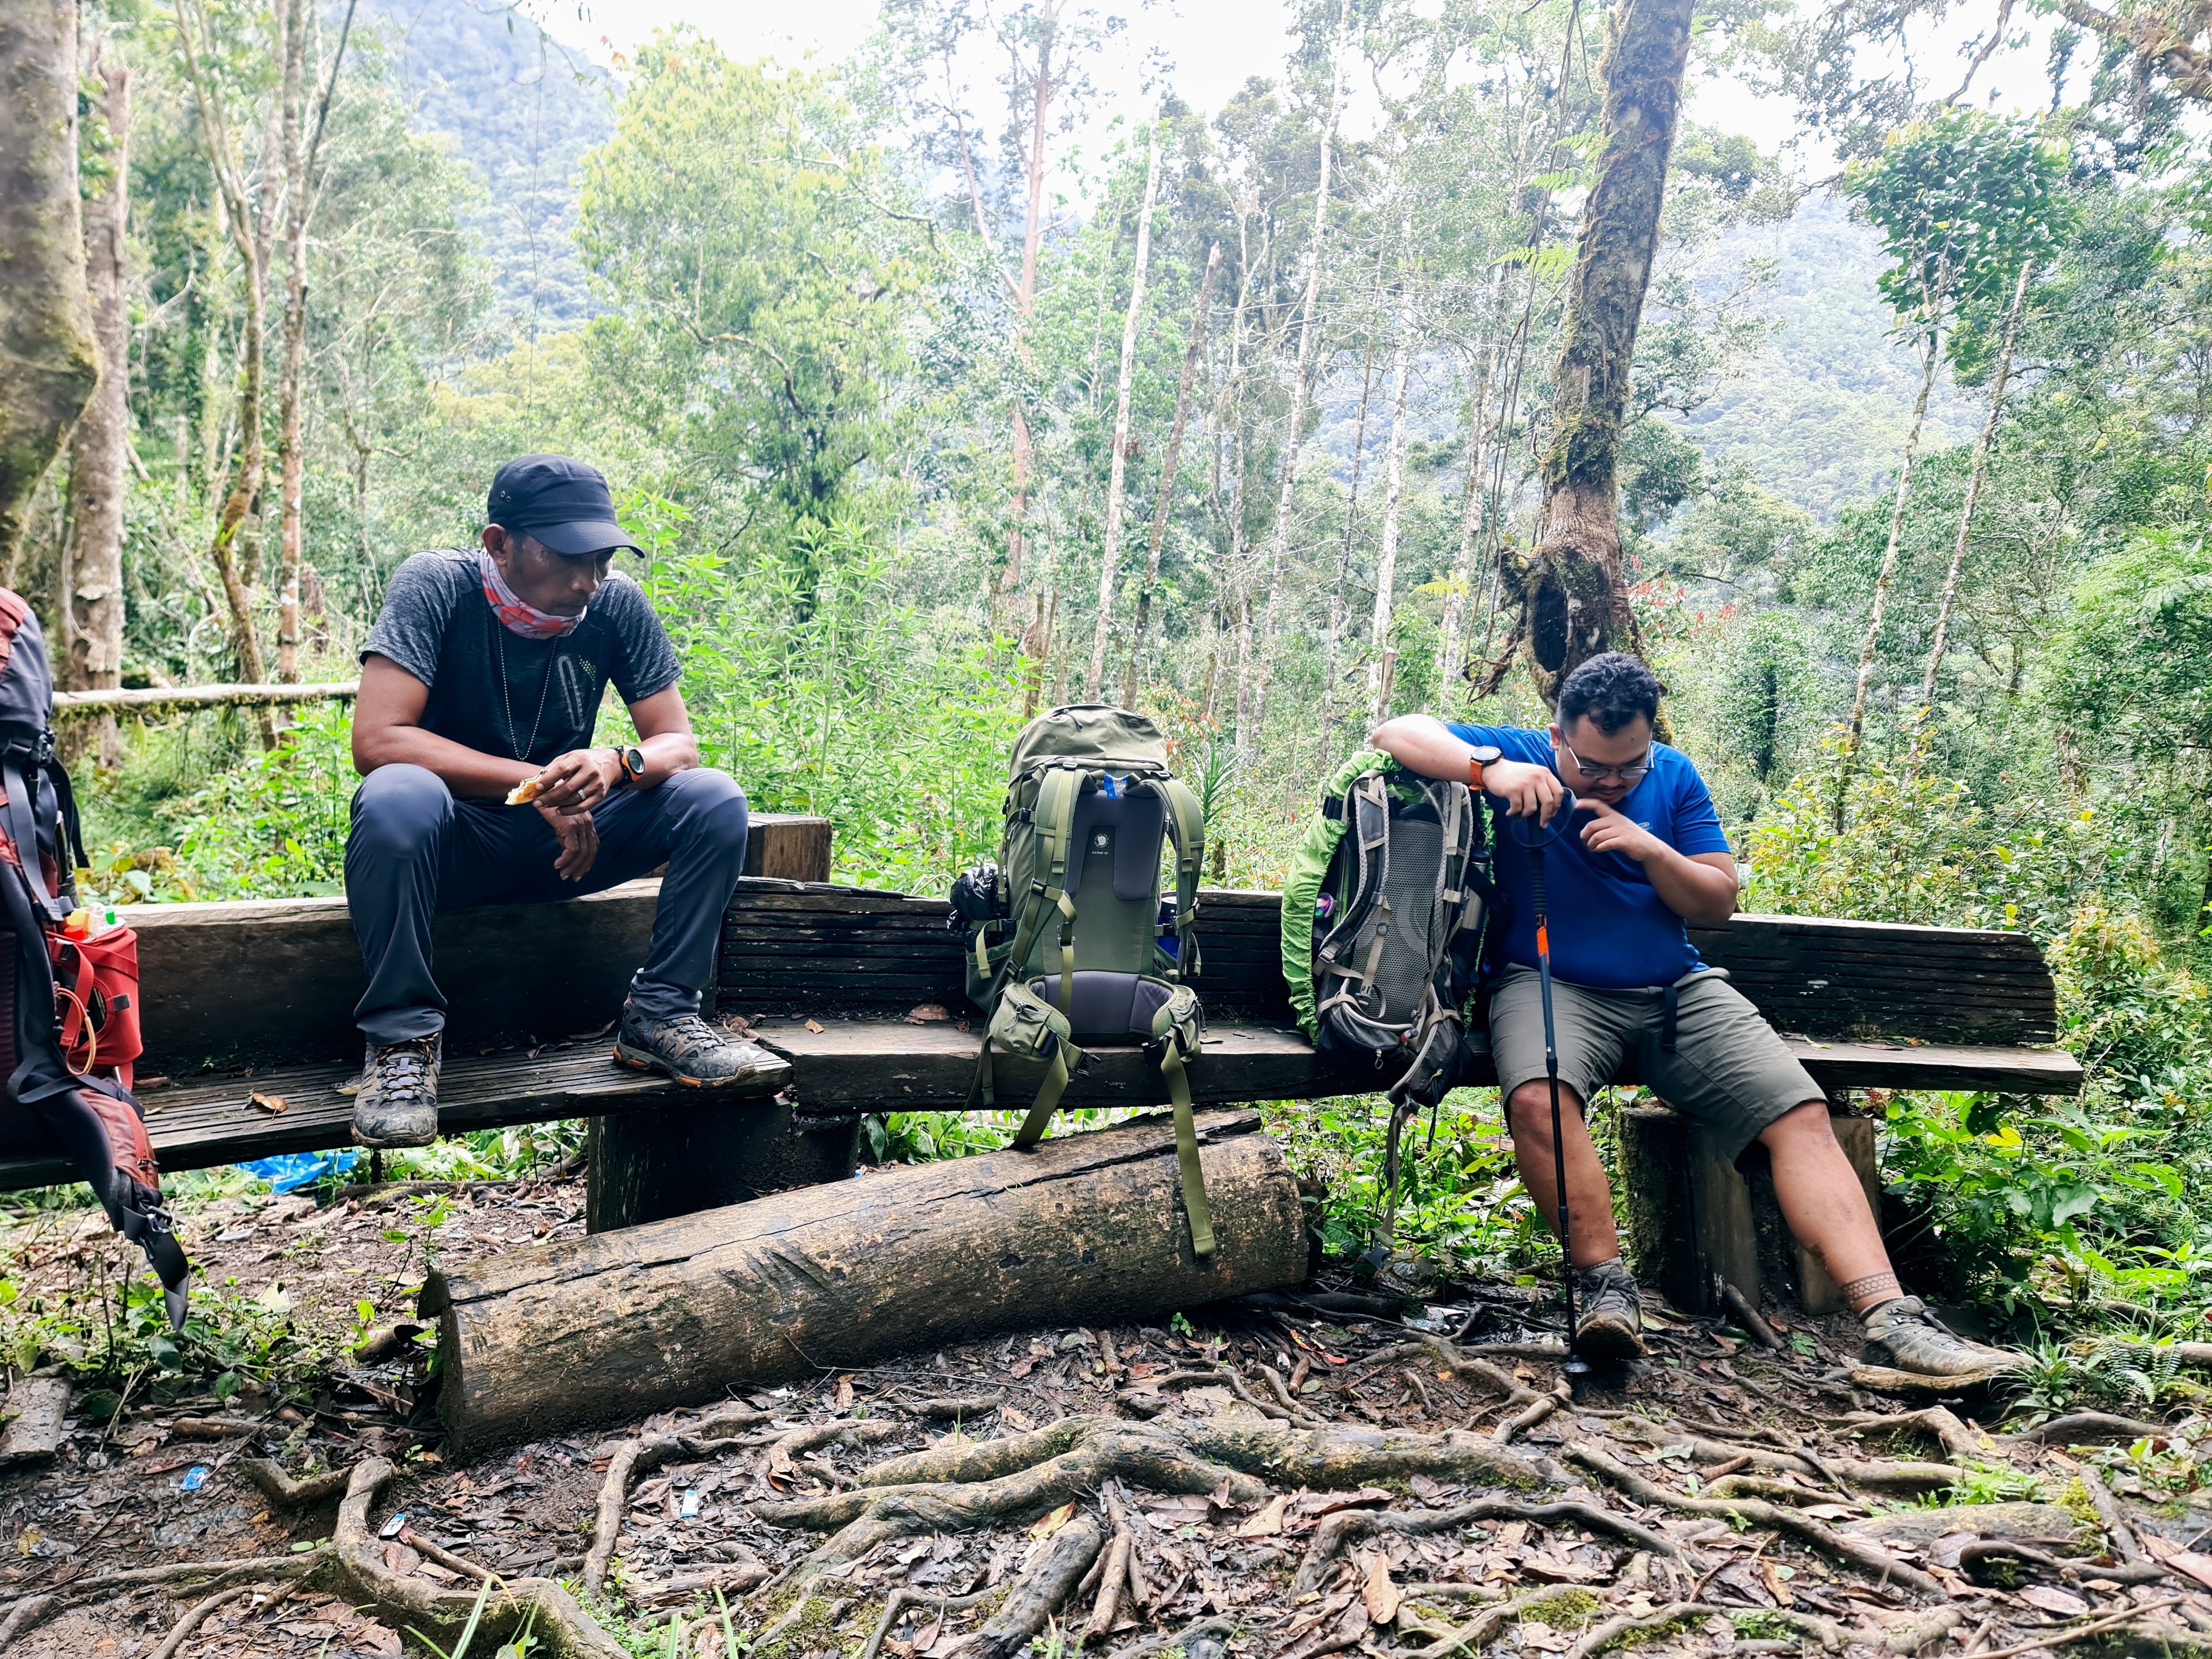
left=537, top=0, right=2069, bottom=185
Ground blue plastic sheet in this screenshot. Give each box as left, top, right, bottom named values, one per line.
left=237, top=1148, right=358, bottom=1193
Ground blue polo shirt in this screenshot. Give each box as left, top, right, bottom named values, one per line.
left=1447, top=723, right=1732, bottom=989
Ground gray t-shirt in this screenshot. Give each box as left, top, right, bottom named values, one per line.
left=361, top=549, right=683, bottom=767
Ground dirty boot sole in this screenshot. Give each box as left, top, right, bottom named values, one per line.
left=1574, top=1311, right=1647, bottom=1364
left=612, top=1039, right=760, bottom=1089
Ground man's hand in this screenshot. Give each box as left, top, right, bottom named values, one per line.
left=532, top=748, right=622, bottom=816
left=1484, top=758, right=1569, bottom=824
left=541, top=802, right=599, bottom=881
left=1578, top=796, right=1665, bottom=862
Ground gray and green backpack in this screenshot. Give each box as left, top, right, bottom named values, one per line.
left=1283, top=748, right=1494, bottom=1110
left=954, top=705, right=1215, bottom=1255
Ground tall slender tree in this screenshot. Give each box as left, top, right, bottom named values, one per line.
left=1085, top=113, right=1162, bottom=701
left=65, top=35, right=130, bottom=768
left=1368, top=210, right=1417, bottom=726
left=0, top=0, right=99, bottom=577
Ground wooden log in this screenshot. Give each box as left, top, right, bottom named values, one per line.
left=52, top=680, right=361, bottom=716
left=421, top=1109, right=1306, bottom=1457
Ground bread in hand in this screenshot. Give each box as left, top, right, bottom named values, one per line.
left=505, top=774, right=545, bottom=806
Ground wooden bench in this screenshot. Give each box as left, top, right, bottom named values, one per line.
left=3, top=825, right=2082, bottom=1302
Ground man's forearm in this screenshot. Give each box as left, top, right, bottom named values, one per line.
left=358, top=726, right=536, bottom=799
left=1642, top=844, right=1738, bottom=926
left=1370, top=714, right=1475, bottom=780
left=629, top=731, right=698, bottom=790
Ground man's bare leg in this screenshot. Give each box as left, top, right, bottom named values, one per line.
left=1757, top=1100, right=1896, bottom=1312
left=1504, top=1079, right=1620, bottom=1270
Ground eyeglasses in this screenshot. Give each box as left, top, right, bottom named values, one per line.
left=1553, top=738, right=1653, bottom=785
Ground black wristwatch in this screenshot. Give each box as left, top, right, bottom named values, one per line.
left=613, top=745, right=646, bottom=787
left=1465, top=743, right=1504, bottom=789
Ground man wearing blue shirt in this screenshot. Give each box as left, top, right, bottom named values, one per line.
left=1374, top=653, right=2019, bottom=1382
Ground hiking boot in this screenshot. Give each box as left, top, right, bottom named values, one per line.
left=614, top=1003, right=773, bottom=1087
left=350, top=1035, right=442, bottom=1149
left=1574, top=1259, right=1647, bottom=1363
left=1859, top=1296, right=2027, bottom=1380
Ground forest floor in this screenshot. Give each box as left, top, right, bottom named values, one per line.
left=0, top=1173, right=2210, bottom=1659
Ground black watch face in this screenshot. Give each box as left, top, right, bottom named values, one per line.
left=1470, top=745, right=1504, bottom=765
left=621, top=746, right=644, bottom=777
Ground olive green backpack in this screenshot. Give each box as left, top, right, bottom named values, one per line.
left=953, top=705, right=1214, bottom=1255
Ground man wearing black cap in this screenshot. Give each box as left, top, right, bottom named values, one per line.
left=343, top=455, right=770, bottom=1148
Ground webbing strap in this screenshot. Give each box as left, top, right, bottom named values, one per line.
left=1003, top=767, right=1083, bottom=990
left=965, top=1034, right=997, bottom=1112
left=1160, top=1041, right=1213, bottom=1259
left=1161, top=778, right=1205, bottom=979
left=1011, top=1039, right=1075, bottom=1148
left=2, top=752, right=63, bottom=922
left=1055, top=891, right=1078, bottom=1020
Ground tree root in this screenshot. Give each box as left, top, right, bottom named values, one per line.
left=949, top=1511, right=1102, bottom=1659
left=0, top=1550, right=331, bottom=1652
left=1965, top=1596, right=2186, bottom=1659
left=148, top=1582, right=259, bottom=1659
left=1613, top=1414, right=1955, bottom=1495
left=1837, top=1406, right=1981, bottom=1462
left=2014, top=1410, right=2176, bottom=1446
left=859, top=1587, right=995, bottom=1659
left=899, top=1396, right=1003, bottom=1421
left=1958, top=1538, right=2172, bottom=1588
left=1084, top=1481, right=1135, bottom=1645
left=1562, top=1599, right=1723, bottom=1659
left=236, top=1459, right=353, bottom=1507
left=1881, top=1604, right=1965, bottom=1654
left=753, top=1413, right=1549, bottom=1580
left=586, top=1406, right=806, bottom=1593
left=2080, top=1463, right=2146, bottom=1563
left=1108, top=1614, right=1237, bottom=1659
left=1292, top=1499, right=1689, bottom=1593
left=1566, top=1442, right=1944, bottom=1596
left=334, top=1458, right=630, bottom=1659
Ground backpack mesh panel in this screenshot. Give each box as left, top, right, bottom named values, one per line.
left=1364, top=814, right=1444, bottom=1022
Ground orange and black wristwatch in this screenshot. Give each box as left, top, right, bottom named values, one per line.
left=1466, top=742, right=1503, bottom=791
left=613, top=744, right=646, bottom=787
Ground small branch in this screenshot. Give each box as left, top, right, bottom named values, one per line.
left=1717, top=1279, right=1783, bottom=1351
left=2079, top=1463, right=2145, bottom=1564
left=148, top=1582, right=260, bottom=1659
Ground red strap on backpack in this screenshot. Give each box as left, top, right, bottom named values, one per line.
left=50, top=925, right=142, bottom=1090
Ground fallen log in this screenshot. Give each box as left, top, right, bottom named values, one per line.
left=51, top=680, right=359, bottom=717
left=422, top=1109, right=1306, bottom=1456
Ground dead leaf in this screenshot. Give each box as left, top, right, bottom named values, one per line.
left=1030, top=1501, right=1076, bottom=1538
left=1710, top=1331, right=1740, bottom=1354
left=1235, top=1494, right=1291, bottom=1538
left=248, top=1092, right=288, bottom=1115
left=1000, top=1406, right=1035, bottom=1432
left=2017, top=1585, right=2089, bottom=1618
left=2143, top=1535, right=2212, bottom=1590
left=805, top=1019, right=824, bottom=1034
left=1008, top=1357, right=1035, bottom=1380
left=906, top=1004, right=951, bottom=1023
left=1494, top=1520, right=1530, bottom=1550
left=1758, top=1559, right=1793, bottom=1607
left=835, top=1378, right=855, bottom=1411
left=383, top=1542, right=423, bottom=1577
left=417, top=1561, right=459, bottom=1583
left=1361, top=1553, right=1400, bottom=1624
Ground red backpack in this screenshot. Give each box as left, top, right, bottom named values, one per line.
left=0, top=591, right=186, bottom=1326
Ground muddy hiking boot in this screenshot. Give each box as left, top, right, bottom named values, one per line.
left=614, top=1003, right=774, bottom=1087
left=1574, top=1259, right=1647, bottom=1363
left=1859, top=1296, right=2026, bottom=1381
left=349, top=1035, right=442, bottom=1149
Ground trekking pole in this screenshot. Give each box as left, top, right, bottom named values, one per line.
left=1520, top=789, right=1592, bottom=1382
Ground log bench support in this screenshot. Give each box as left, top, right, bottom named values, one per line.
left=1620, top=1094, right=1883, bottom=1317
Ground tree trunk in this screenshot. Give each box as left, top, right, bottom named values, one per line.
left=1368, top=215, right=1417, bottom=727
left=1085, top=118, right=1162, bottom=702
left=424, top=1109, right=1305, bottom=1456
left=1245, top=0, right=1352, bottom=758
left=0, top=0, right=100, bottom=575
left=1916, top=261, right=2030, bottom=722
left=275, top=0, right=310, bottom=684
left=1438, top=265, right=1510, bottom=697
left=1322, top=336, right=1379, bottom=760
left=1123, top=242, right=1219, bottom=709
left=1834, top=286, right=1944, bottom=830
left=65, top=39, right=129, bottom=771
left=1000, top=2, right=1060, bottom=614
left=1515, top=0, right=1694, bottom=703
left=174, top=0, right=274, bottom=689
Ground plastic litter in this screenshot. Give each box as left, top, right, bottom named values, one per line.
left=380, top=1512, right=409, bottom=1540
left=237, top=1149, right=359, bottom=1194
left=179, top=1466, right=210, bottom=1492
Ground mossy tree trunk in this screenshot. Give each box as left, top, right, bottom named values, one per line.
left=1513, top=0, right=1694, bottom=705
left=65, top=39, right=129, bottom=770
left=0, top=0, right=101, bottom=578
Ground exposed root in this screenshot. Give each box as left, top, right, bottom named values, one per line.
left=236, top=1459, right=353, bottom=1507
left=948, top=1510, right=1102, bottom=1659
left=1957, top=1538, right=2172, bottom=1588
left=1109, top=1614, right=1237, bottom=1659
left=148, top=1582, right=259, bottom=1659
left=2015, top=1410, right=2177, bottom=1446
left=1881, top=1604, right=1965, bottom=1655
left=755, top=1413, right=1549, bottom=1579
left=2080, top=1463, right=2146, bottom=1563
left=1965, top=1597, right=2187, bottom=1659
left=1836, top=1405, right=1980, bottom=1462
left=1084, top=1481, right=1135, bottom=1645
left=859, top=1587, right=995, bottom=1659
left=1562, top=1599, right=1721, bottom=1659
left=1613, top=1413, right=1955, bottom=1495
left=1293, top=1499, right=1688, bottom=1594
left=586, top=1406, right=799, bottom=1593
left=899, top=1396, right=1003, bottom=1421
left=334, top=1458, right=629, bottom=1659
left=401, top=1524, right=499, bottom=1583
left=0, top=1550, right=331, bottom=1652
left=1566, top=1442, right=1945, bottom=1596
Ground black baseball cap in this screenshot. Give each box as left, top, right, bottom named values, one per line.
left=486, top=455, right=643, bottom=556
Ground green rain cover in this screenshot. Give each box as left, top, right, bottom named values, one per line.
left=1281, top=748, right=1396, bottom=1040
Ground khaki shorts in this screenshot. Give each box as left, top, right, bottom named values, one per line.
left=1487, top=966, right=1822, bottom=1161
